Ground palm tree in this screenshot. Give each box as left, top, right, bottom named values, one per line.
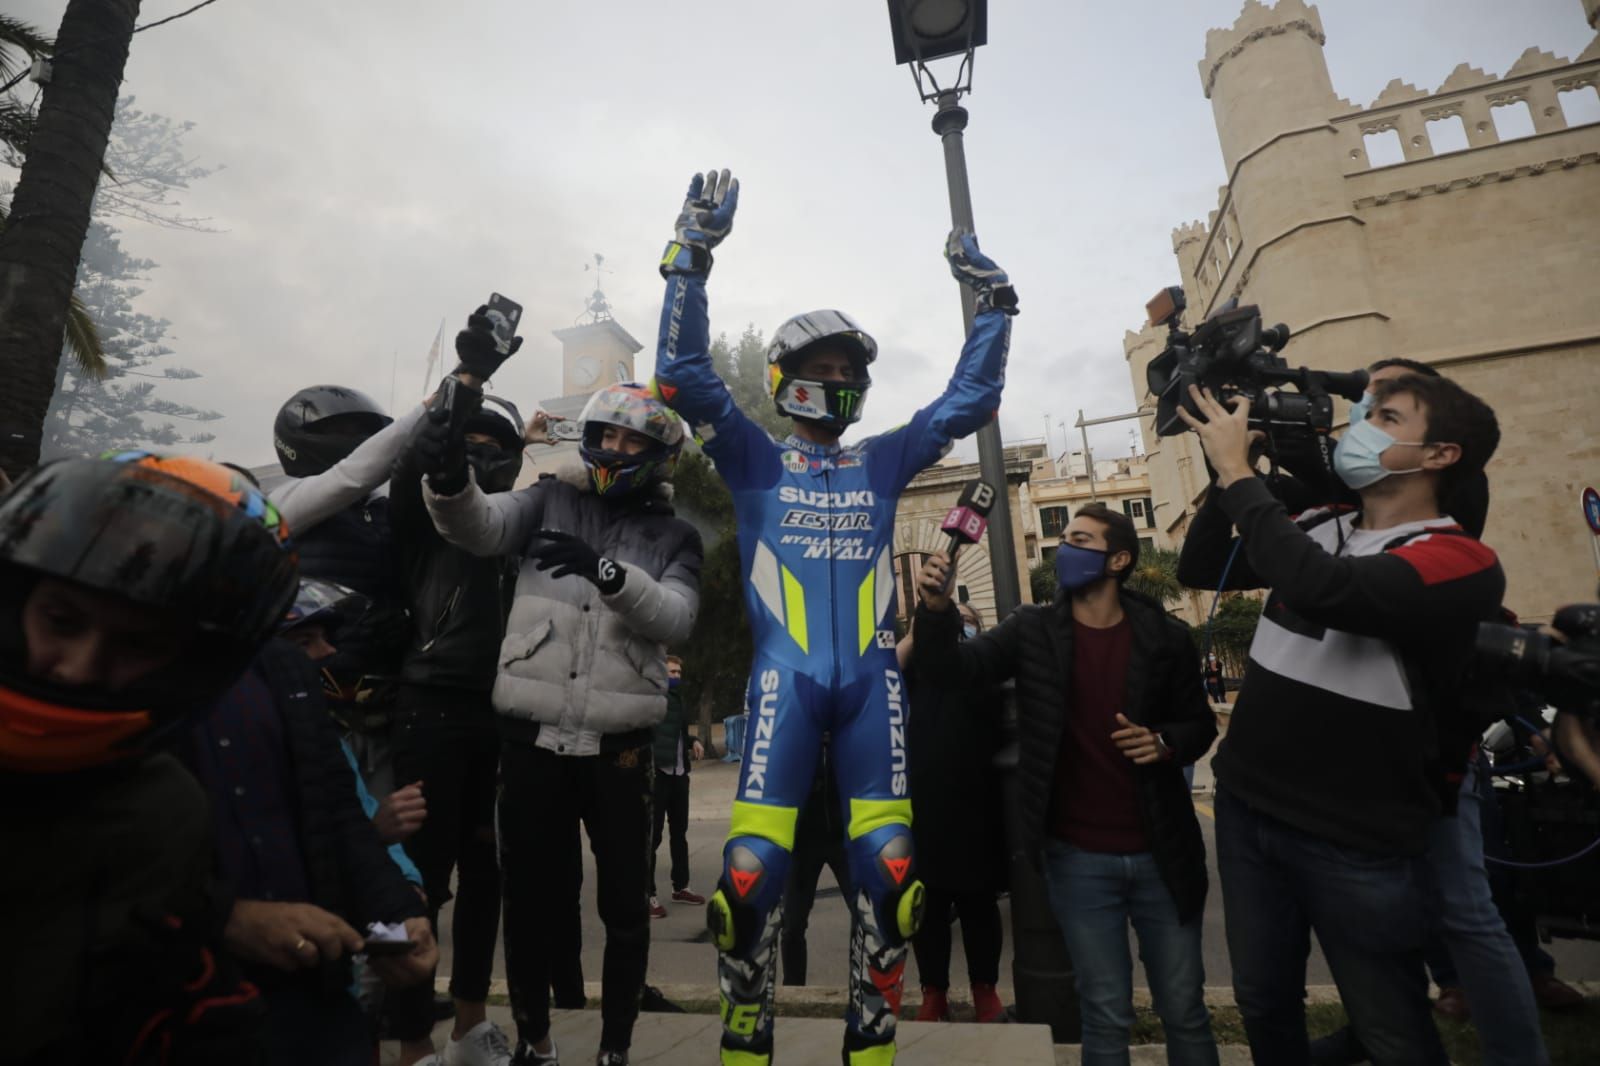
left=0, top=15, right=54, bottom=159
left=0, top=201, right=104, bottom=379
left=1126, top=546, right=1184, bottom=607
left=0, top=0, right=139, bottom=477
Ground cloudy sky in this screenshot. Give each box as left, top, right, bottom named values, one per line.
left=6, top=0, right=1596, bottom=468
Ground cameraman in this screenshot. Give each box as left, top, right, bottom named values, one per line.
left=1266, top=357, right=1488, bottom=541
left=1176, top=374, right=1503, bottom=1065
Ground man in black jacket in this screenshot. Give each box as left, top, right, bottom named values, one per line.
left=914, top=503, right=1219, bottom=1065
left=389, top=391, right=524, bottom=1066
left=1175, top=376, right=1504, bottom=1066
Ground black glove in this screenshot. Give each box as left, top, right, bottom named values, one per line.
left=453, top=305, right=524, bottom=380
left=412, top=398, right=470, bottom=495
left=528, top=530, right=626, bottom=595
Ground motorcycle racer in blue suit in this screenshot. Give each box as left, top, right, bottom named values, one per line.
left=652, top=169, right=1017, bottom=1066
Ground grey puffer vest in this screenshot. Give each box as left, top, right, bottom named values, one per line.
left=424, top=464, right=703, bottom=757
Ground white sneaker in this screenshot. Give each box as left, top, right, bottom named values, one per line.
left=445, top=1019, right=515, bottom=1066
left=509, top=1036, right=559, bottom=1066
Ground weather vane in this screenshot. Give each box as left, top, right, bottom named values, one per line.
left=580, top=252, right=614, bottom=324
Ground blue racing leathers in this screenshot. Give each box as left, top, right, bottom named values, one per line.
left=654, top=271, right=1009, bottom=1064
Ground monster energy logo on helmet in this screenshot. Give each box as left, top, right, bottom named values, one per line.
left=767, top=309, right=876, bottom=433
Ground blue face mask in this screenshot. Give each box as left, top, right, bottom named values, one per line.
left=1055, top=542, right=1109, bottom=593
left=667, top=677, right=681, bottom=690
left=1347, top=392, right=1374, bottom=428
left=961, top=622, right=978, bottom=641
left=1333, top=418, right=1427, bottom=490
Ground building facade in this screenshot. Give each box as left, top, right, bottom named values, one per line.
left=1126, top=0, right=1600, bottom=622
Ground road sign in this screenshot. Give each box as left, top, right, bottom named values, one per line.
left=1584, top=487, right=1600, bottom=536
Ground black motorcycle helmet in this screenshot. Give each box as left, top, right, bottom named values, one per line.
left=0, top=453, right=298, bottom=774
left=274, top=385, right=393, bottom=477
left=464, top=394, right=525, bottom=493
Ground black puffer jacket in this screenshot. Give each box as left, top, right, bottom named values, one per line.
left=390, top=448, right=514, bottom=691
left=912, top=591, right=1216, bottom=922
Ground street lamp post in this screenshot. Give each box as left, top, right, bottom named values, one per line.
left=885, top=0, right=1020, bottom=620
left=886, top=1, right=1079, bottom=1042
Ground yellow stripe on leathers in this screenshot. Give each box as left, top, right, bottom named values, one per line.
left=848, top=797, right=912, bottom=840
left=858, top=567, right=876, bottom=655
left=727, top=800, right=800, bottom=851
left=781, top=564, right=808, bottom=654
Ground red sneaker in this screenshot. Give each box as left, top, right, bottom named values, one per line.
left=972, top=983, right=1005, bottom=1023
left=671, top=888, right=706, bottom=905
left=648, top=896, right=667, bottom=919
left=914, top=986, right=949, bottom=1022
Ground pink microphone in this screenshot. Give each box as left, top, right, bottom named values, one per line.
left=940, top=479, right=998, bottom=562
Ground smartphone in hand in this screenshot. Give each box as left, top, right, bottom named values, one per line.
left=485, top=293, right=523, bottom=356
left=362, top=938, right=418, bottom=958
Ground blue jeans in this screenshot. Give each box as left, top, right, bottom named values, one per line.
left=1215, top=786, right=1447, bottom=1066
left=1042, top=841, right=1218, bottom=1066
left=1420, top=760, right=1549, bottom=1065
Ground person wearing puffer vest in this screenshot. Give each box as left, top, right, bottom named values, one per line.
left=417, top=380, right=701, bottom=1066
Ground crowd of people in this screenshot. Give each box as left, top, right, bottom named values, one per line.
left=3, top=167, right=1595, bottom=1066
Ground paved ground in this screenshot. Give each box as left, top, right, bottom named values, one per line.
left=436, top=742, right=1600, bottom=996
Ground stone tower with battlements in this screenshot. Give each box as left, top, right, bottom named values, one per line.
left=1126, top=0, right=1600, bottom=622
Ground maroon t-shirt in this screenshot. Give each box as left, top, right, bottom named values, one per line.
left=1049, top=617, right=1148, bottom=854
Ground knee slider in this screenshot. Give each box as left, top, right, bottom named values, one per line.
left=850, top=824, right=925, bottom=943
left=709, top=835, right=789, bottom=955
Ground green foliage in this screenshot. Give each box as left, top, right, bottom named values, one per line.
left=0, top=15, right=53, bottom=168
left=1189, top=593, right=1263, bottom=678
left=1029, top=559, right=1057, bottom=605
left=716, top=324, right=789, bottom=439
left=1126, top=546, right=1183, bottom=606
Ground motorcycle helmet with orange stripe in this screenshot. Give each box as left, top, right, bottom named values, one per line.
left=0, top=452, right=298, bottom=774
left=577, top=382, right=686, bottom=497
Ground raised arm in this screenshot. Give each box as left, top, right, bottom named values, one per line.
left=871, top=229, right=1017, bottom=489
left=422, top=476, right=546, bottom=558
left=270, top=405, right=426, bottom=534
left=651, top=170, right=775, bottom=484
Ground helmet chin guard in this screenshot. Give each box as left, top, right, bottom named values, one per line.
left=770, top=369, right=871, bottom=434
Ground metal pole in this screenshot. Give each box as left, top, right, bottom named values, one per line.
left=1078, top=408, right=1097, bottom=502
left=932, top=90, right=1021, bottom=620
left=931, top=86, right=1079, bottom=1044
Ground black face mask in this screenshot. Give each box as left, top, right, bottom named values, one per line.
left=466, top=442, right=521, bottom=494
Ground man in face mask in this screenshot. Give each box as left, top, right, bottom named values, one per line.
left=912, top=503, right=1220, bottom=1064
left=1175, top=375, right=1506, bottom=1065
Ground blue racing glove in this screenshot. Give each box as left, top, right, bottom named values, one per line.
left=945, top=228, right=1019, bottom=316
left=528, top=530, right=626, bottom=595
left=660, top=168, right=740, bottom=278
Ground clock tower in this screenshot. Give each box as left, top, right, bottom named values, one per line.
left=552, top=317, right=643, bottom=394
